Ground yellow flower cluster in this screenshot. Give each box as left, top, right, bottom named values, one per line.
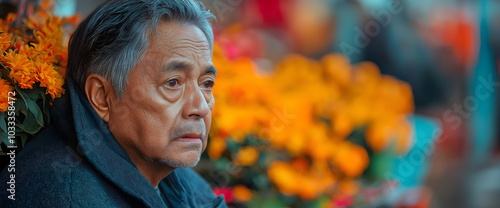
left=210, top=42, right=414, bottom=199
left=0, top=0, right=77, bottom=110
left=268, top=159, right=336, bottom=200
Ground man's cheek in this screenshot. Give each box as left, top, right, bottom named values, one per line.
left=205, top=117, right=212, bottom=131
left=209, top=98, right=215, bottom=109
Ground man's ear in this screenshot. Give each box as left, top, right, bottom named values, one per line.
left=84, top=74, right=115, bottom=122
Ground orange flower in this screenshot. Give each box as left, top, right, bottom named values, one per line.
left=365, top=119, right=395, bottom=152
left=36, top=16, right=64, bottom=40
left=290, top=158, right=310, bottom=173
left=305, top=124, right=333, bottom=161
left=339, top=179, right=360, bottom=196
left=365, top=116, right=413, bottom=154
left=394, top=119, right=413, bottom=154
left=322, top=54, right=352, bottom=88
left=30, top=35, right=59, bottom=63
left=210, top=35, right=415, bottom=199
left=5, top=13, right=16, bottom=24
left=331, top=109, right=354, bottom=138
left=0, top=32, right=12, bottom=52
left=234, top=146, right=259, bottom=166
left=296, top=176, right=322, bottom=200
left=331, top=141, right=369, bottom=178
left=233, top=185, right=253, bottom=202
left=208, top=135, right=226, bottom=160
left=268, top=161, right=298, bottom=195
left=0, top=13, right=16, bottom=32
left=64, top=15, right=81, bottom=26
left=285, top=133, right=306, bottom=156
left=4, top=51, right=37, bottom=89
left=268, top=160, right=337, bottom=199
left=17, top=44, right=36, bottom=60
left=39, top=0, right=54, bottom=11
left=0, top=79, right=14, bottom=112
left=36, top=61, right=65, bottom=99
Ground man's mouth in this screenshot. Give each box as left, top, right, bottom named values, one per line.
left=175, top=133, right=203, bottom=143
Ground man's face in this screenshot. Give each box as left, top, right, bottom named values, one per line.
left=108, top=21, right=215, bottom=168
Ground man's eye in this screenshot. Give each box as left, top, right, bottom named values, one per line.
left=201, top=80, right=214, bottom=90
left=165, top=79, right=181, bottom=89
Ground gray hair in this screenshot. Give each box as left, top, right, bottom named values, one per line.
left=67, top=0, right=215, bottom=97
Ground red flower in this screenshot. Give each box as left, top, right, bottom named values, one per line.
left=213, top=187, right=234, bottom=203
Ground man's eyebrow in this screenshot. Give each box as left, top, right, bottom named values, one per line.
left=163, top=61, right=190, bottom=72
left=204, top=65, right=217, bottom=76
left=162, top=61, right=216, bottom=76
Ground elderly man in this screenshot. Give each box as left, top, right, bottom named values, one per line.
left=0, top=0, right=226, bottom=207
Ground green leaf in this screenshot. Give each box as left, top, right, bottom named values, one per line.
left=214, top=158, right=230, bottom=171
left=365, top=149, right=395, bottom=179
left=226, top=140, right=241, bottom=154
left=0, top=131, right=9, bottom=148
left=17, top=110, right=43, bottom=134
left=251, top=173, right=269, bottom=190
left=247, top=192, right=288, bottom=208
left=0, top=112, right=6, bottom=133
left=309, top=194, right=331, bottom=208
left=27, top=98, right=44, bottom=126
left=23, top=88, right=43, bottom=100
left=13, top=87, right=29, bottom=111
left=16, top=88, right=44, bottom=126
left=346, top=125, right=368, bottom=147
left=41, top=90, right=50, bottom=123
left=14, top=96, right=28, bottom=113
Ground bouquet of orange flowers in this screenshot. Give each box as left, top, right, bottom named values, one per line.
left=0, top=0, right=77, bottom=150
left=199, top=28, right=414, bottom=207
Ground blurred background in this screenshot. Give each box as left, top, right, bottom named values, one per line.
left=1, top=0, right=499, bottom=207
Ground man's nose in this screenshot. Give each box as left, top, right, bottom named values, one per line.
left=183, top=83, right=210, bottom=119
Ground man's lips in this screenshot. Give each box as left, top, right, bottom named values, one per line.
left=175, top=133, right=203, bottom=143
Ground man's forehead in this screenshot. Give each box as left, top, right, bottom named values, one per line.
left=151, top=21, right=210, bottom=49
left=147, top=23, right=211, bottom=58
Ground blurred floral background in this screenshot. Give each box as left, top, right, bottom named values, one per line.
left=1, top=0, right=500, bottom=207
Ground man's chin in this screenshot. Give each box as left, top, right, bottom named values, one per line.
left=142, top=154, right=201, bottom=169
left=162, top=158, right=200, bottom=168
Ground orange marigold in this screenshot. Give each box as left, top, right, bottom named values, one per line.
left=234, top=146, right=259, bottom=166
left=30, top=36, right=58, bottom=63
left=4, top=51, right=37, bottom=89
left=0, top=79, right=14, bottom=112
left=36, top=61, right=64, bottom=99
left=39, top=0, right=54, bottom=11
left=296, top=176, right=323, bottom=200
left=268, top=161, right=298, bottom=195
left=233, top=185, right=253, bottom=202
left=331, top=141, right=370, bottom=178
left=208, top=135, right=227, bottom=160
left=0, top=13, right=16, bottom=32
left=0, top=32, right=12, bottom=52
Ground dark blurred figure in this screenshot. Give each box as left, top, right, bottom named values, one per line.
left=356, top=1, right=449, bottom=111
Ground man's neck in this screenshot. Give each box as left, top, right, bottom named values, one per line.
left=115, top=143, right=174, bottom=187
left=129, top=154, right=175, bottom=188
